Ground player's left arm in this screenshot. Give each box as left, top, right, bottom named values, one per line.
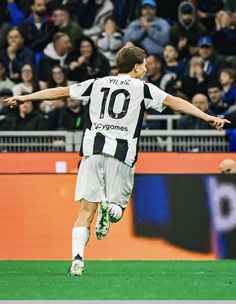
left=4, top=87, right=69, bottom=108
left=163, top=95, right=231, bottom=130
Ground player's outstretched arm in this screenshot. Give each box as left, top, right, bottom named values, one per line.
left=163, top=95, right=231, bottom=131
left=4, top=87, right=70, bottom=108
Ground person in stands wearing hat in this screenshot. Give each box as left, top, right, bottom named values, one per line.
left=123, top=0, right=170, bottom=56
left=197, top=36, right=226, bottom=79
left=170, top=1, right=207, bottom=59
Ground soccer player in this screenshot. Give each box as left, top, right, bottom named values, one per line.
left=5, top=47, right=230, bottom=276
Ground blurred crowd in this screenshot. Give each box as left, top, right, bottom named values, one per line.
left=0, top=0, right=236, bottom=131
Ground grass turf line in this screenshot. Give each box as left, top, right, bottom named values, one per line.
left=0, top=260, right=235, bottom=300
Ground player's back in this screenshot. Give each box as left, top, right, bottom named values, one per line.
left=89, top=75, right=145, bottom=137
left=82, top=75, right=146, bottom=166
left=69, top=74, right=168, bottom=166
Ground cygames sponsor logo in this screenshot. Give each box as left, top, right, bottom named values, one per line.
left=94, top=122, right=128, bottom=132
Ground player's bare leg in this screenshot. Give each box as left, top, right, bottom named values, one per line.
left=69, top=199, right=98, bottom=276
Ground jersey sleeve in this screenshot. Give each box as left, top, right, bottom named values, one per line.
left=143, top=82, right=169, bottom=112
left=69, top=79, right=95, bottom=105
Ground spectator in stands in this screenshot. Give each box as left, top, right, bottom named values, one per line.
left=19, top=0, right=56, bottom=64
left=197, top=36, right=226, bottom=79
left=97, top=16, right=123, bottom=68
left=179, top=56, right=209, bottom=99
left=52, top=6, right=83, bottom=48
left=195, top=0, right=224, bottom=32
left=123, top=0, right=170, bottom=56
left=47, top=65, right=72, bottom=88
left=145, top=54, right=175, bottom=129
left=37, top=99, right=54, bottom=130
left=12, top=63, right=46, bottom=96
left=211, top=12, right=236, bottom=56
left=0, top=60, right=14, bottom=89
left=170, top=1, right=207, bottom=59
left=0, top=28, right=35, bottom=83
left=145, top=54, right=164, bottom=87
left=219, top=159, right=236, bottom=173
left=82, top=0, right=114, bottom=42
left=177, top=93, right=212, bottom=129
left=145, top=54, right=176, bottom=94
left=15, top=100, right=43, bottom=130
left=207, top=81, right=229, bottom=115
left=224, top=0, right=236, bottom=13
left=0, top=87, right=16, bottom=130
left=67, top=36, right=110, bottom=82
left=163, top=44, right=186, bottom=80
left=40, top=32, right=72, bottom=81
left=48, top=98, right=83, bottom=131
left=219, top=68, right=236, bottom=106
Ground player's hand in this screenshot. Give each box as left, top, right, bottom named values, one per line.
left=3, top=96, right=26, bottom=108
left=206, top=115, right=231, bottom=130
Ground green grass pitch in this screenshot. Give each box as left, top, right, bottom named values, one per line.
left=0, top=260, right=235, bottom=300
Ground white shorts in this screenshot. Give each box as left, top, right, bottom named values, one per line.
left=74, top=154, right=134, bottom=208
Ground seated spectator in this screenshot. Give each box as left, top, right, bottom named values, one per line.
left=15, top=100, right=43, bottom=130
left=0, top=60, right=14, bottom=89
left=40, top=32, right=72, bottom=81
left=19, top=0, right=56, bottom=64
left=145, top=54, right=177, bottom=94
left=219, top=68, right=236, bottom=106
left=82, top=0, right=114, bottom=42
left=0, top=27, right=35, bottom=83
left=195, top=0, right=224, bottom=32
left=145, top=54, right=164, bottom=87
left=179, top=56, right=209, bottom=99
left=224, top=0, right=236, bottom=13
left=52, top=6, right=83, bottom=48
left=97, top=16, right=123, bottom=68
left=37, top=99, right=54, bottom=130
left=211, top=12, right=236, bottom=56
left=12, top=63, right=46, bottom=96
left=207, top=81, right=229, bottom=115
left=219, top=159, right=236, bottom=173
left=170, top=1, right=207, bottom=59
left=177, top=93, right=212, bottom=129
left=163, top=44, right=186, bottom=80
left=0, top=87, right=16, bottom=130
left=47, top=65, right=73, bottom=88
left=48, top=98, right=83, bottom=130
left=67, top=36, right=110, bottom=82
left=123, top=0, right=170, bottom=56
left=197, top=36, right=226, bottom=79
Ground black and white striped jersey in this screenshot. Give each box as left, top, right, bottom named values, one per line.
left=69, top=74, right=169, bottom=166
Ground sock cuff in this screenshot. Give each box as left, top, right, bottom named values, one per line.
left=72, top=227, right=90, bottom=235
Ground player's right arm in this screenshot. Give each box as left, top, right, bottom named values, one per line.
left=4, top=87, right=69, bottom=108
left=163, top=95, right=231, bottom=131
left=144, top=82, right=230, bottom=131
